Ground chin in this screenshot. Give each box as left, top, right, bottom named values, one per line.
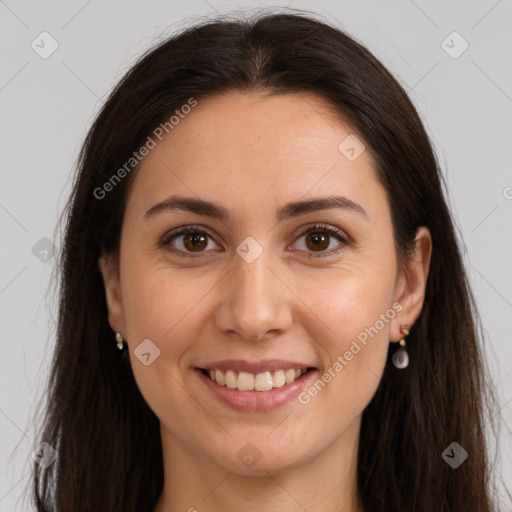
left=205, top=439, right=313, bottom=476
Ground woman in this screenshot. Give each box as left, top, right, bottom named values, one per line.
left=31, top=9, right=506, bottom=512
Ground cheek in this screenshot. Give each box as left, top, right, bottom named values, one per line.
left=118, top=250, right=187, bottom=374
left=120, top=263, right=215, bottom=423
left=283, top=271, right=395, bottom=460
left=298, top=259, right=396, bottom=354
left=295, top=260, right=396, bottom=406
left=329, top=280, right=394, bottom=354
left=121, top=264, right=215, bottom=353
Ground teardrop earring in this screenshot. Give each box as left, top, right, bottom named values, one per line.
left=115, top=332, right=125, bottom=351
left=391, top=325, right=410, bottom=369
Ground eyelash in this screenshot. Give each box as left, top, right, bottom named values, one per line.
left=160, top=223, right=350, bottom=259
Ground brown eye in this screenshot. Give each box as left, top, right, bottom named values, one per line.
left=293, top=224, right=349, bottom=258
left=161, top=227, right=220, bottom=258
left=182, top=232, right=208, bottom=252
left=304, top=231, right=330, bottom=252
left=161, top=223, right=349, bottom=259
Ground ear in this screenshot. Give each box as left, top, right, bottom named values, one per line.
left=390, top=226, right=432, bottom=342
left=98, top=252, right=127, bottom=337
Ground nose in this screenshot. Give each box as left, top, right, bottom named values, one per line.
left=214, top=247, right=293, bottom=342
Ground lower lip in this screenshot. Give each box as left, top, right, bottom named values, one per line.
left=196, top=368, right=317, bottom=412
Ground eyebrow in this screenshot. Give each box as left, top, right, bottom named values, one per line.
left=144, top=194, right=368, bottom=222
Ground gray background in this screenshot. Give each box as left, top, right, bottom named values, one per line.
left=1, top=1, right=511, bottom=510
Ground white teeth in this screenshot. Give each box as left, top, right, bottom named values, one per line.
left=215, top=369, right=225, bottom=386
left=273, top=370, right=286, bottom=388
left=285, top=369, right=296, bottom=384
left=254, top=371, right=273, bottom=391
left=205, top=368, right=308, bottom=391
left=237, top=371, right=254, bottom=391
left=225, top=370, right=237, bottom=389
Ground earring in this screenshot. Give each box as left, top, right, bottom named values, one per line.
left=391, top=325, right=410, bottom=369
left=115, top=332, right=125, bottom=351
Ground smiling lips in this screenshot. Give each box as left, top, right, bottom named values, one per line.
left=205, top=368, right=308, bottom=392
left=196, top=360, right=316, bottom=411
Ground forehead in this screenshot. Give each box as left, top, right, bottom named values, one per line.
left=156, top=90, right=365, bottom=166
left=126, top=90, right=385, bottom=222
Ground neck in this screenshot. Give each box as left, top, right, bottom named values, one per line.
left=154, top=416, right=364, bottom=512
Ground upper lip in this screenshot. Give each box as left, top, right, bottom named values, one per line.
left=197, top=359, right=315, bottom=373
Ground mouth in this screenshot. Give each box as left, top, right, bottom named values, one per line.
left=194, top=362, right=318, bottom=412
left=198, top=367, right=316, bottom=392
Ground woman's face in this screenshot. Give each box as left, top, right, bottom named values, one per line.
left=100, top=90, right=429, bottom=475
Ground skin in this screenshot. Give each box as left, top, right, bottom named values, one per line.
left=99, top=90, right=432, bottom=512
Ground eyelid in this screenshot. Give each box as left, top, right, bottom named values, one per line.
left=160, top=222, right=350, bottom=259
left=159, top=224, right=221, bottom=258
left=290, top=223, right=349, bottom=258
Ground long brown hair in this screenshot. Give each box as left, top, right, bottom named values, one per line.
left=30, top=9, right=507, bottom=511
